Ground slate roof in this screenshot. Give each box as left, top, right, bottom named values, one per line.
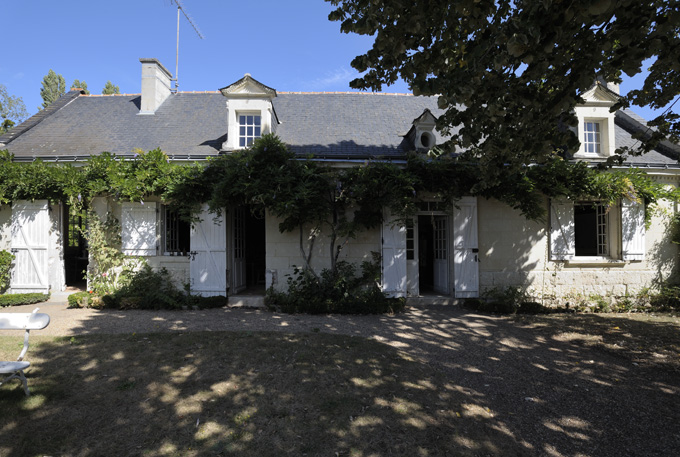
left=0, top=90, right=445, bottom=161
left=0, top=89, right=676, bottom=167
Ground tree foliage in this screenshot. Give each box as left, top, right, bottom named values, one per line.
left=70, top=79, right=90, bottom=95
left=40, top=69, right=66, bottom=109
left=101, top=81, right=120, bottom=95
left=327, top=0, right=680, bottom=189
left=0, top=84, right=28, bottom=134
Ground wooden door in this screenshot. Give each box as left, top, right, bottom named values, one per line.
left=190, top=205, right=227, bottom=297
left=10, top=201, right=49, bottom=294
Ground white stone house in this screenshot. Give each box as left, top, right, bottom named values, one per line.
left=0, top=58, right=678, bottom=303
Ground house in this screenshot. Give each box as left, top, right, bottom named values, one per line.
left=0, top=58, right=678, bottom=304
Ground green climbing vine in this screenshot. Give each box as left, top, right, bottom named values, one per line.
left=1, top=134, right=678, bottom=280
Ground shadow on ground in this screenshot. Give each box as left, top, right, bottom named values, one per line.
left=0, top=306, right=678, bottom=456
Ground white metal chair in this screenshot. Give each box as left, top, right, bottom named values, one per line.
left=0, top=308, right=50, bottom=396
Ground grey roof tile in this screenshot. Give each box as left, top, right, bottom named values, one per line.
left=2, top=90, right=676, bottom=167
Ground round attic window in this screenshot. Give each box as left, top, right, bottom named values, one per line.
left=419, top=131, right=435, bottom=149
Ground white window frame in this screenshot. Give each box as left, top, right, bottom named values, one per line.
left=574, top=201, right=610, bottom=257
left=238, top=113, right=262, bottom=148
left=583, top=121, right=602, bottom=154
left=161, top=206, right=190, bottom=256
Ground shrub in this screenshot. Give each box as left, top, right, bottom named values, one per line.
left=266, top=257, right=404, bottom=315
left=0, top=250, right=14, bottom=293
left=0, top=293, right=50, bottom=307
left=102, top=265, right=186, bottom=310
left=99, top=265, right=227, bottom=310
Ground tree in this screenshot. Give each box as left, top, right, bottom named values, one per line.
left=40, top=69, right=66, bottom=109
left=327, top=0, right=680, bottom=188
left=0, top=84, right=28, bottom=134
left=101, top=81, right=120, bottom=95
left=70, top=80, right=90, bottom=95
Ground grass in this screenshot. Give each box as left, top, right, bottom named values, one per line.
left=0, top=331, right=495, bottom=457
left=1, top=312, right=679, bottom=456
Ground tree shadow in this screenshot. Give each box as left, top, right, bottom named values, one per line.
left=1, top=306, right=678, bottom=456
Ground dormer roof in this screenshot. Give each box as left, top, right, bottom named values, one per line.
left=581, top=81, right=621, bottom=105
left=219, top=74, right=277, bottom=99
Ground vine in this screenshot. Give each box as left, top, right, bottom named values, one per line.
left=1, top=134, right=678, bottom=280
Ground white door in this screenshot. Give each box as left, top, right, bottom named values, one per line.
left=231, top=206, right=246, bottom=293
left=190, top=205, right=227, bottom=297
left=453, top=197, right=479, bottom=298
left=381, top=209, right=407, bottom=298
left=10, top=200, right=50, bottom=294
left=433, top=216, right=449, bottom=294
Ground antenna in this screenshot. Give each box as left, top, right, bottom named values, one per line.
left=171, top=0, right=204, bottom=92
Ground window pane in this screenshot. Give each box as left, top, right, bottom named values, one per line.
left=247, top=115, right=253, bottom=125
left=254, top=116, right=261, bottom=126
left=240, top=126, right=245, bottom=136
left=239, top=115, right=246, bottom=125
left=255, top=127, right=261, bottom=137
left=239, top=137, right=245, bottom=147
left=247, top=126, right=253, bottom=136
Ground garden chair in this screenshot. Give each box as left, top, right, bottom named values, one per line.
left=0, top=308, right=50, bottom=396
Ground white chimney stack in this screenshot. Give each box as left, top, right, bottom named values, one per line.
left=139, top=58, right=172, bottom=115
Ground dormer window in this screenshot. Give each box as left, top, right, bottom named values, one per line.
left=239, top=114, right=261, bottom=147
left=583, top=121, right=601, bottom=154
left=573, top=82, right=619, bottom=159
left=219, top=74, right=279, bottom=152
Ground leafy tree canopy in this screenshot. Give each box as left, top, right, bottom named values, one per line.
left=0, top=84, right=28, bottom=134
left=70, top=79, right=90, bottom=95
left=327, top=0, right=680, bottom=189
left=40, top=69, right=66, bottom=109
left=102, top=81, right=120, bottom=95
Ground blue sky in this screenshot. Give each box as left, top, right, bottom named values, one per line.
left=1, top=0, right=669, bottom=122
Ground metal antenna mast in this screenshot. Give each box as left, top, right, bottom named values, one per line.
left=171, top=0, right=204, bottom=92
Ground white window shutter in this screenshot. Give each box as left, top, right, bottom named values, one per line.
left=621, top=198, right=645, bottom=261
left=121, top=202, right=158, bottom=256
left=550, top=199, right=575, bottom=260
left=381, top=209, right=407, bottom=298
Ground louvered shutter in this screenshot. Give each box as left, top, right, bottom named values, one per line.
left=621, top=198, right=645, bottom=261
left=121, top=202, right=158, bottom=256
left=550, top=199, right=575, bottom=260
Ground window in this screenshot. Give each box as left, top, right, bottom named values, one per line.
left=583, top=121, right=601, bottom=154
left=574, top=202, right=608, bottom=256
left=163, top=207, right=190, bottom=255
left=406, top=219, right=415, bottom=260
left=239, top=114, right=261, bottom=147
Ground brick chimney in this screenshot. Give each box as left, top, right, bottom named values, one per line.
left=139, top=58, right=172, bottom=115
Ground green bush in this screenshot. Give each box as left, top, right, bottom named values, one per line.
left=0, top=293, right=50, bottom=307
left=68, top=291, right=94, bottom=309
left=266, top=257, right=404, bottom=315
left=102, top=265, right=186, bottom=310
left=99, top=265, right=227, bottom=310
left=647, top=286, right=680, bottom=311
left=0, top=250, right=15, bottom=293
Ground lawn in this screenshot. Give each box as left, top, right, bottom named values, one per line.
left=0, top=331, right=496, bottom=457
left=1, top=311, right=679, bottom=457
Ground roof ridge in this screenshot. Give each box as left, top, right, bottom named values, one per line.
left=0, top=89, right=83, bottom=147
left=278, top=91, right=413, bottom=96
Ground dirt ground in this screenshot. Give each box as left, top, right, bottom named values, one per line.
left=2, top=301, right=679, bottom=456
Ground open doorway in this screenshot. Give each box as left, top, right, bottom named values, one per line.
left=417, top=214, right=449, bottom=295
left=63, top=206, right=88, bottom=289
left=231, top=206, right=266, bottom=295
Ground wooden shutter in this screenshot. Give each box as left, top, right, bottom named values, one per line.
left=621, top=198, right=645, bottom=261
left=10, top=200, right=50, bottom=293
left=121, top=202, right=158, bottom=256
left=453, top=196, right=479, bottom=298
left=381, top=209, right=407, bottom=298
left=550, top=199, right=575, bottom=260
left=190, top=205, right=227, bottom=296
